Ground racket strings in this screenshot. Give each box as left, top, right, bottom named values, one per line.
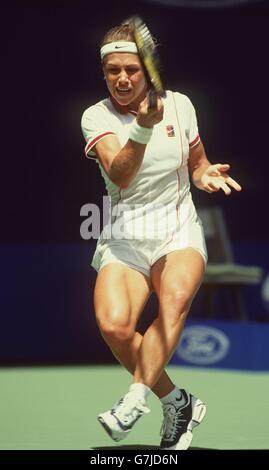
left=130, top=16, right=165, bottom=97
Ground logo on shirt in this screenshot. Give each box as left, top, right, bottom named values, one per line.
left=166, top=125, right=175, bottom=137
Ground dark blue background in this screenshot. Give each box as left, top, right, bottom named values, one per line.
left=1, top=0, right=269, bottom=364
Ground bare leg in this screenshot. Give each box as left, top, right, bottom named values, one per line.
left=94, top=263, right=175, bottom=398
left=133, top=249, right=205, bottom=388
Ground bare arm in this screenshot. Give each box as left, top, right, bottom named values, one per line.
left=188, top=140, right=211, bottom=190
left=93, top=135, right=147, bottom=189
left=93, top=96, right=164, bottom=189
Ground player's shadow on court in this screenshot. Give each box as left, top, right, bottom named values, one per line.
left=92, top=445, right=214, bottom=450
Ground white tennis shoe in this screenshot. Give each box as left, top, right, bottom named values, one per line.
left=98, top=391, right=150, bottom=442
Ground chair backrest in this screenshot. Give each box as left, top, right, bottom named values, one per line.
left=197, top=206, right=234, bottom=263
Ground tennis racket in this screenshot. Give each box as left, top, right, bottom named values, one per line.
left=130, top=15, right=166, bottom=108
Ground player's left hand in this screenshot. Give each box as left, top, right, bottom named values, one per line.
left=201, top=163, right=242, bottom=195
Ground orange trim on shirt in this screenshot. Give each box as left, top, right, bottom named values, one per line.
left=171, top=93, right=184, bottom=167
left=85, top=132, right=115, bottom=156
left=189, top=135, right=200, bottom=149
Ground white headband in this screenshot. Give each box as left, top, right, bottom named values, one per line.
left=100, top=41, right=138, bottom=60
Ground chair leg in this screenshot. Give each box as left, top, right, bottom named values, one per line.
left=230, top=285, right=247, bottom=321
left=202, top=285, right=216, bottom=319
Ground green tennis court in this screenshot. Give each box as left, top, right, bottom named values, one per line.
left=0, top=365, right=268, bottom=450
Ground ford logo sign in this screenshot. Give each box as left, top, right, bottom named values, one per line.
left=176, top=325, right=230, bottom=365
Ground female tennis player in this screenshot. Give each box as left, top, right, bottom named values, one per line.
left=81, top=20, right=241, bottom=450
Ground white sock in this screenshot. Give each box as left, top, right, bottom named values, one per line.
left=129, top=383, right=151, bottom=402
left=160, top=386, right=186, bottom=406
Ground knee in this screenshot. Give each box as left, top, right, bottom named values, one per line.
left=100, top=322, right=135, bottom=344
left=96, top=308, right=135, bottom=344
left=161, top=284, right=192, bottom=320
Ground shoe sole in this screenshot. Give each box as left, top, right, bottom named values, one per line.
left=163, top=398, right=207, bottom=451
left=97, top=412, right=130, bottom=442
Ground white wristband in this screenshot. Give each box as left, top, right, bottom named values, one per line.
left=129, top=120, right=153, bottom=145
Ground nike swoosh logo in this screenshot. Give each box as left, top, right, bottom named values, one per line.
left=175, top=390, right=190, bottom=407
left=115, top=46, right=125, bottom=49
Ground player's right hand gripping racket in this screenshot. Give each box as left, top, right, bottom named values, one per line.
left=130, top=15, right=166, bottom=108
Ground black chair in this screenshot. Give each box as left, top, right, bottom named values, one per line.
left=197, top=206, right=263, bottom=320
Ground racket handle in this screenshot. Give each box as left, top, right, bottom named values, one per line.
left=148, top=89, right=157, bottom=109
